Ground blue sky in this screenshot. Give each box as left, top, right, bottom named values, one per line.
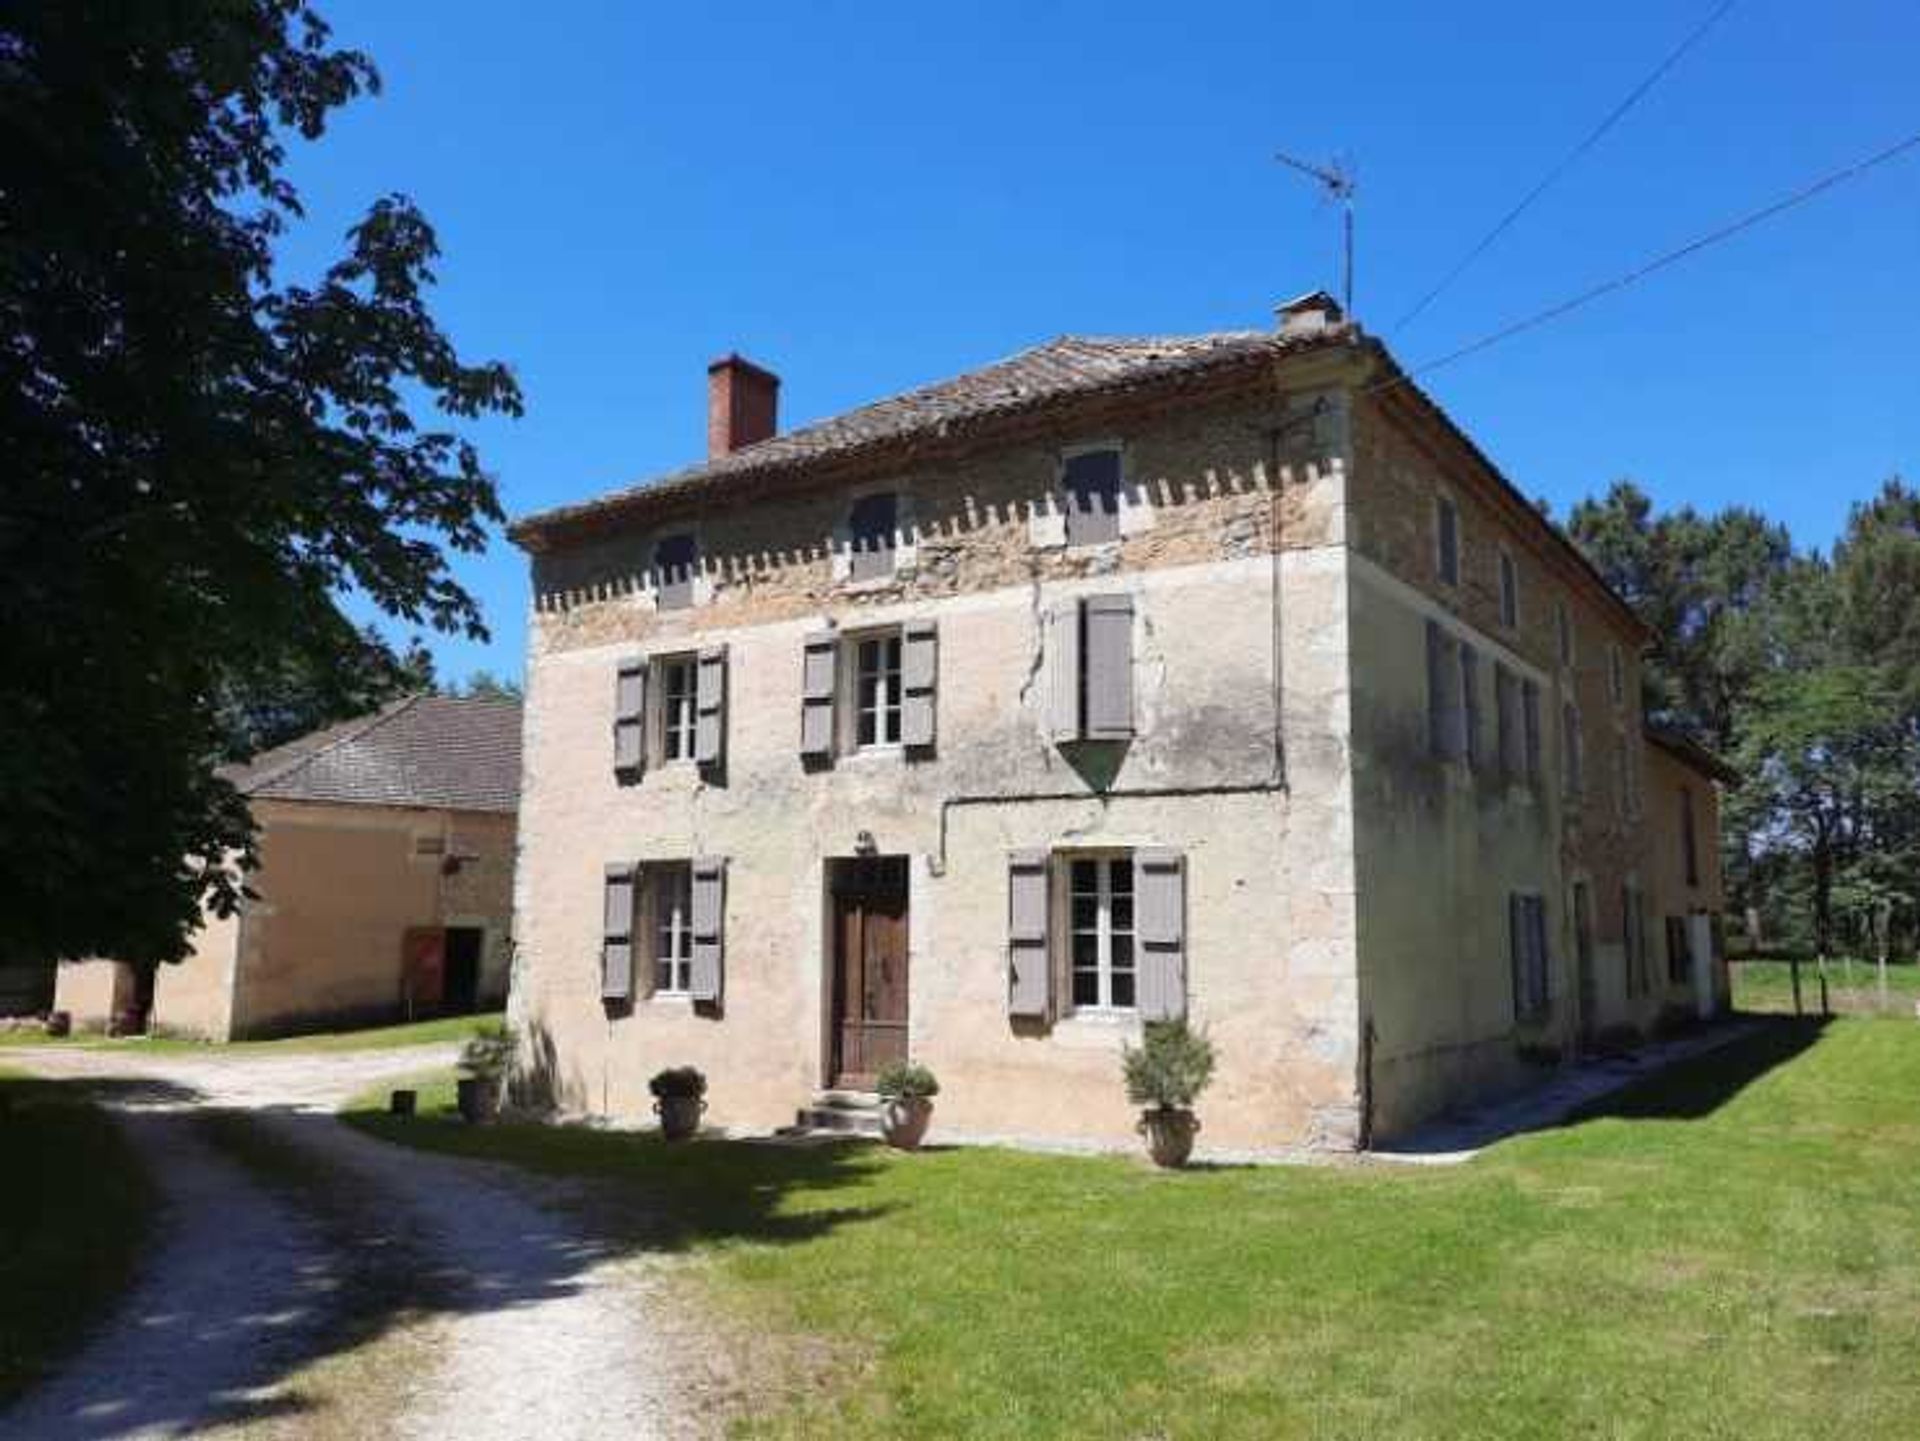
left=276, top=1, right=1920, bottom=684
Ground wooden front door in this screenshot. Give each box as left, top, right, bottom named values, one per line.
left=831, top=857, right=909, bottom=1089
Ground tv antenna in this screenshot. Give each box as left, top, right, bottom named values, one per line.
left=1274, top=149, right=1357, bottom=315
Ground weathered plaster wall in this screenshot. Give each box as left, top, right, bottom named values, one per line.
left=513, top=375, right=1367, bottom=1150
left=54, top=910, right=238, bottom=1038
left=51, top=957, right=127, bottom=1031
left=230, top=800, right=516, bottom=1038
left=1345, top=393, right=1661, bottom=1138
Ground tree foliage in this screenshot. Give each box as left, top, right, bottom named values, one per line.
left=0, top=2, right=521, bottom=966
left=1572, top=478, right=1920, bottom=955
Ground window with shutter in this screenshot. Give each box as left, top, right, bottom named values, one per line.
left=1665, top=915, right=1691, bottom=987
left=1521, top=678, right=1542, bottom=785
left=1007, top=849, right=1052, bottom=1018
left=1495, top=664, right=1520, bottom=779
left=602, top=863, right=637, bottom=1002
left=1563, top=702, right=1585, bottom=796
left=1498, top=548, right=1519, bottom=629
left=1083, top=594, right=1134, bottom=740
left=654, top=533, right=698, bottom=611
left=1062, top=448, right=1122, bottom=547
left=1134, top=848, right=1187, bottom=1022
left=695, top=646, right=727, bottom=767
left=1510, top=892, right=1550, bottom=1020
left=1049, top=599, right=1084, bottom=742
left=1459, top=642, right=1481, bottom=770
left=800, top=630, right=838, bottom=760
left=613, top=658, right=647, bottom=779
left=690, top=857, right=725, bottom=1002
left=1435, top=495, right=1460, bottom=586
left=901, top=621, right=938, bottom=748
left=1681, top=788, right=1700, bottom=887
left=1556, top=599, right=1574, bottom=667
left=648, top=863, right=693, bottom=995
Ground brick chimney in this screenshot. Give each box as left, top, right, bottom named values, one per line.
left=706, top=353, right=780, bottom=458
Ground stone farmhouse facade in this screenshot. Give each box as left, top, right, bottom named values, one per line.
left=508, top=294, right=1729, bottom=1151
left=56, top=695, right=521, bottom=1040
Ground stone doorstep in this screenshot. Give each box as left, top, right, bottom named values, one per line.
left=780, top=1089, right=885, bottom=1139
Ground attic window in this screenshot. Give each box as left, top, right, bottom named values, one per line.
left=848, top=492, right=899, bottom=581
left=1063, top=448, right=1122, bottom=547
left=413, top=834, right=446, bottom=857
left=654, top=533, right=697, bottom=611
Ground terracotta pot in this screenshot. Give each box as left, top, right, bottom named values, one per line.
left=880, top=1096, right=934, bottom=1150
left=456, top=1076, right=502, bottom=1125
left=655, top=1093, right=706, bottom=1141
left=1139, top=1107, right=1200, bottom=1168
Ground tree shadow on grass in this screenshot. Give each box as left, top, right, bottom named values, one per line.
left=2, top=1088, right=891, bottom=1439
left=1564, top=1016, right=1829, bottom=1125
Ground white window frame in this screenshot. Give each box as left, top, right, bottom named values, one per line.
left=1435, top=492, right=1461, bottom=588
left=649, top=863, right=694, bottom=997
left=1064, top=851, right=1137, bottom=1014
left=845, top=627, right=904, bottom=752
left=652, top=652, right=699, bottom=766
left=1498, top=546, right=1520, bottom=630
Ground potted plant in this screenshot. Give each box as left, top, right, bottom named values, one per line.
left=875, top=1060, right=940, bottom=1150
left=650, top=1065, right=707, bottom=1140
left=1123, top=1020, right=1216, bottom=1168
left=456, top=1021, right=517, bottom=1124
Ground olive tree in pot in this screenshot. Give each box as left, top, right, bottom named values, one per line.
left=456, top=1022, right=517, bottom=1125
left=875, top=1061, right=940, bottom=1150
left=650, top=1066, right=707, bottom=1141
left=1122, top=1020, right=1216, bottom=1168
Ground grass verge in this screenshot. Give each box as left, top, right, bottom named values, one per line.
left=342, top=1019, right=1920, bottom=1438
left=0, top=1009, right=504, bottom=1056
left=0, top=1065, right=156, bottom=1406
left=1733, top=957, right=1920, bottom=1015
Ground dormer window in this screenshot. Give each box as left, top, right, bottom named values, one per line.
left=1063, top=448, right=1122, bottom=547
left=848, top=492, right=899, bottom=581
left=654, top=533, right=697, bottom=611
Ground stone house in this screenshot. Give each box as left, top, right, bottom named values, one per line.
left=55, top=695, right=521, bottom=1040
left=507, top=294, right=1730, bottom=1151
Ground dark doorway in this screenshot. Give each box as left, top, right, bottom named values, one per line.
left=443, top=927, right=483, bottom=1015
left=829, top=856, right=909, bottom=1089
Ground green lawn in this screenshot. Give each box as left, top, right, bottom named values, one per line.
left=1733, top=957, right=1920, bottom=1015
left=0, top=1066, right=157, bottom=1406
left=0, top=1009, right=504, bottom=1055
left=342, top=1018, right=1920, bottom=1438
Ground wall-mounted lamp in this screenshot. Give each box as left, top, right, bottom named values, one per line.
left=854, top=830, right=878, bottom=857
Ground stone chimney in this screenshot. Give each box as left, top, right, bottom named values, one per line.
left=706, top=354, right=780, bottom=458
left=1275, top=290, right=1345, bottom=340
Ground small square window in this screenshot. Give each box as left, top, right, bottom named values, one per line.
left=654, top=654, right=697, bottom=764
left=651, top=863, right=693, bottom=995
left=1436, top=496, right=1460, bottom=587
left=848, top=492, right=898, bottom=581
left=1063, top=449, right=1122, bottom=547
left=854, top=632, right=903, bottom=749
left=654, top=534, right=697, bottom=611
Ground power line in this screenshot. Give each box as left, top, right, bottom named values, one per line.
left=1391, top=0, right=1740, bottom=337
left=1376, top=127, right=1920, bottom=392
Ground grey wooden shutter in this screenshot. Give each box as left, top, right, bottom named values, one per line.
left=1048, top=600, right=1083, bottom=742
left=689, top=857, right=725, bottom=1002
left=1522, top=678, right=1542, bottom=783
left=1007, top=849, right=1052, bottom=1018
left=1426, top=620, right=1449, bottom=758
left=902, top=620, right=938, bottom=748
left=1508, top=893, right=1527, bottom=1020
left=614, top=658, right=647, bottom=778
left=1083, top=594, right=1135, bottom=739
left=800, top=630, right=838, bottom=760
left=695, top=646, right=728, bottom=766
left=1135, top=848, right=1187, bottom=1022
left=1459, top=643, right=1481, bottom=770
left=1495, top=665, right=1519, bottom=778
left=602, top=863, right=637, bottom=1002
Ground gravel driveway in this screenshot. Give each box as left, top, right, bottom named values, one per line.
left=2, top=1044, right=697, bottom=1440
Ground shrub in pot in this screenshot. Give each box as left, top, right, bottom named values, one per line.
left=456, top=1021, right=517, bottom=1125
left=650, top=1066, right=708, bottom=1140
left=1122, top=1020, right=1216, bottom=1168
left=875, top=1060, right=940, bottom=1150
